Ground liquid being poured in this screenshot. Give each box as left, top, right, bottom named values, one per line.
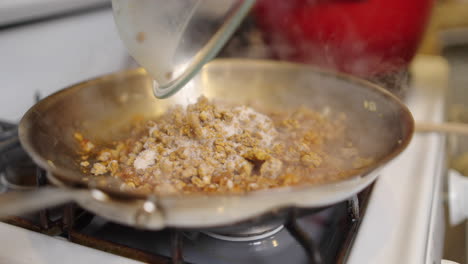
left=112, top=0, right=199, bottom=83
left=111, top=0, right=256, bottom=98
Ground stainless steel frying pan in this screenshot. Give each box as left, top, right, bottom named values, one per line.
left=0, top=59, right=414, bottom=229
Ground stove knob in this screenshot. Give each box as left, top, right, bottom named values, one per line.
left=447, top=169, right=468, bottom=226
left=441, top=260, right=460, bottom=264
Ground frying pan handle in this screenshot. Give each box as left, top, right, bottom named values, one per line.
left=0, top=187, right=87, bottom=219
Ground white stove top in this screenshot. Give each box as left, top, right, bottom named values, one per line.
left=348, top=56, right=448, bottom=264
left=0, top=222, right=142, bottom=264
left=0, top=8, right=131, bottom=123
left=0, top=7, right=449, bottom=264
left=0, top=0, right=109, bottom=26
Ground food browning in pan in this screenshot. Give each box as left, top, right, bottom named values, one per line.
left=76, top=96, right=373, bottom=195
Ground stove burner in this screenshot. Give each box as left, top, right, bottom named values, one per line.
left=1, top=160, right=38, bottom=190
left=204, top=225, right=284, bottom=242
left=0, top=118, right=94, bottom=235
left=0, top=121, right=37, bottom=190
left=0, top=121, right=17, bottom=141
left=0, top=129, right=19, bottom=155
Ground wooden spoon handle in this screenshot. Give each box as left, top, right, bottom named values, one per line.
left=416, top=122, right=468, bottom=136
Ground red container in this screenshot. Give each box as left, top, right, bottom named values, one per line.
left=254, top=0, right=434, bottom=78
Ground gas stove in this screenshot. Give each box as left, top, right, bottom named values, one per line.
left=0, top=7, right=449, bottom=264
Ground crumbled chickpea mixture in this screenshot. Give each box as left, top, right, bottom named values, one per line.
left=76, top=96, right=372, bottom=195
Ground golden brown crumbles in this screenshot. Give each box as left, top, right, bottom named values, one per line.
left=76, top=96, right=373, bottom=195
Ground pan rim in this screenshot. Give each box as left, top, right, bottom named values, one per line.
left=18, top=58, right=415, bottom=203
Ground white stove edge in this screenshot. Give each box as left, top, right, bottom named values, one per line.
left=348, top=55, right=449, bottom=264
left=425, top=131, right=447, bottom=262
left=0, top=222, right=143, bottom=264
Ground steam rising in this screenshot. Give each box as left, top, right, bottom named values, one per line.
left=218, top=1, right=412, bottom=97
